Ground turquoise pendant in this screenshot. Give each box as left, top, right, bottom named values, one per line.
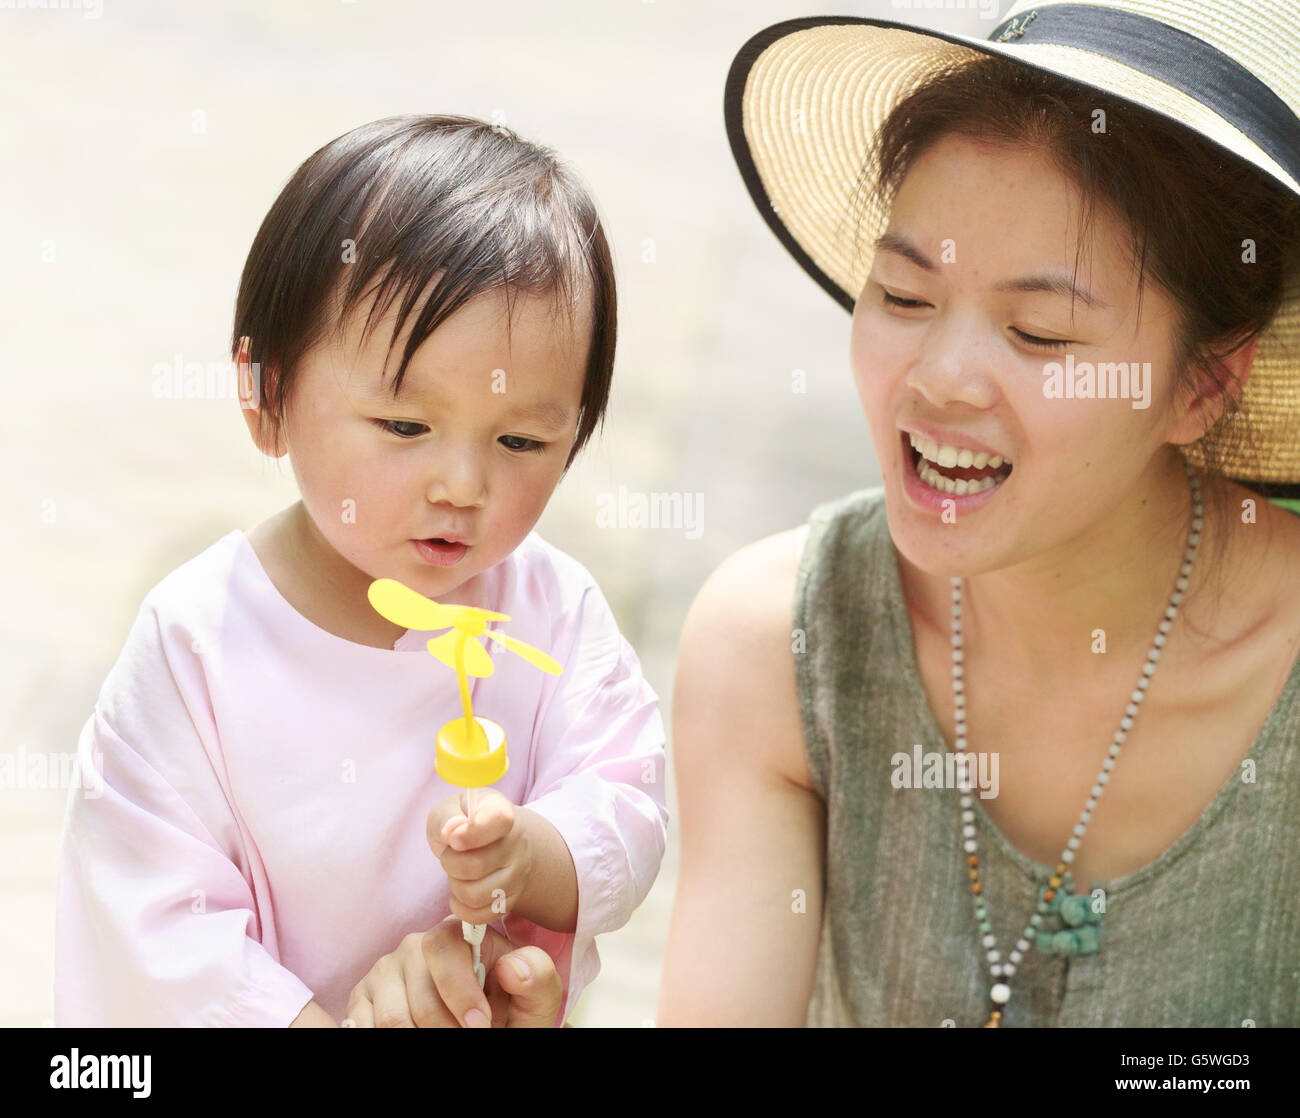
left=1034, top=876, right=1103, bottom=956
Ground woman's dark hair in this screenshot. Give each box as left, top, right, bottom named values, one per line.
left=231, top=113, right=616, bottom=474
left=851, top=54, right=1300, bottom=628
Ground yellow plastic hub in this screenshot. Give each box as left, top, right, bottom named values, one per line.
left=435, top=716, right=508, bottom=788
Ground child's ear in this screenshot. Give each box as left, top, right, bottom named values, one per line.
left=235, top=336, right=287, bottom=457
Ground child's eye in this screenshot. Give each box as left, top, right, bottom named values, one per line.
left=499, top=435, right=547, bottom=454
left=372, top=419, right=427, bottom=438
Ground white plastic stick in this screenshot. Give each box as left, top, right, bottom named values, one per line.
left=461, top=786, right=487, bottom=988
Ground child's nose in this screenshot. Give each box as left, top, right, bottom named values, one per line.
left=425, top=448, right=487, bottom=509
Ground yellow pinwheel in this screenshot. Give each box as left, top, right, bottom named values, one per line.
left=367, top=576, right=565, bottom=990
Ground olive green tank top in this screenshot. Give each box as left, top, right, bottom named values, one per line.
left=794, top=487, right=1300, bottom=1027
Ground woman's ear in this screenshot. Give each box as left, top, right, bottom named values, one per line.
left=1169, top=326, right=1259, bottom=446
left=236, top=336, right=287, bottom=458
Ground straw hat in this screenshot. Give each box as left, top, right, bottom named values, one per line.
left=724, top=0, right=1300, bottom=495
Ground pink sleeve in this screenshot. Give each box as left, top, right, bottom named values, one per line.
left=53, top=601, right=316, bottom=1028
left=501, top=582, right=668, bottom=1026
left=54, top=710, right=315, bottom=1027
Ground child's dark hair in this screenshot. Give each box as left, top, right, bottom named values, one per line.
left=850, top=54, right=1300, bottom=630
left=231, top=113, right=616, bottom=474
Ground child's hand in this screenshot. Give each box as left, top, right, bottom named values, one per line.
left=427, top=788, right=533, bottom=924
left=343, top=916, right=562, bottom=1028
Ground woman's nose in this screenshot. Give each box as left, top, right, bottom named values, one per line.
left=904, top=310, right=999, bottom=410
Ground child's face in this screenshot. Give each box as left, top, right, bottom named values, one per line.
left=850, top=132, right=1221, bottom=578
left=253, top=281, right=589, bottom=609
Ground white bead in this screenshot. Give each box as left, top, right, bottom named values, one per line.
left=1062, top=850, right=1075, bottom=862
left=990, top=962, right=1003, bottom=976
left=1109, top=743, right=1122, bottom=757
left=1073, top=823, right=1085, bottom=836
left=1015, top=939, right=1029, bottom=953
left=991, top=983, right=1011, bottom=1005
left=1067, top=836, right=1080, bottom=850
left=962, top=810, right=975, bottom=823
left=963, top=824, right=976, bottom=838
left=982, top=934, right=996, bottom=948
left=1102, top=757, right=1115, bottom=771
left=987, top=950, right=1000, bottom=963
left=1003, top=963, right=1017, bottom=977
left=960, top=795, right=973, bottom=808
left=964, top=839, right=976, bottom=853
left=1120, top=715, right=1133, bottom=730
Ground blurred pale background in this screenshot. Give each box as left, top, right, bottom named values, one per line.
left=0, top=0, right=993, bottom=1026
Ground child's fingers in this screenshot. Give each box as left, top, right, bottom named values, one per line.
left=442, top=804, right=511, bottom=850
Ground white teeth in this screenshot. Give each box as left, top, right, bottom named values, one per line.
left=908, top=431, right=1011, bottom=469
left=907, top=431, right=1012, bottom=497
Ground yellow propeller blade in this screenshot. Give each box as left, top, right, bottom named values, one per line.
left=426, top=631, right=495, bottom=678
left=483, top=629, right=563, bottom=675
left=368, top=579, right=511, bottom=629
left=367, top=579, right=459, bottom=630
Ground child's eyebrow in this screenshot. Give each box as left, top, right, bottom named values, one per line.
left=364, top=380, right=575, bottom=431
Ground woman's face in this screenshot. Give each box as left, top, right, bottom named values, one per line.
left=248, top=282, right=589, bottom=606
left=852, top=132, right=1196, bottom=578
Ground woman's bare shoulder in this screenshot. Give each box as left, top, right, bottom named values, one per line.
left=675, top=526, right=813, bottom=790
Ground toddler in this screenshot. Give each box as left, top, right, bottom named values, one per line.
left=52, top=114, right=668, bottom=1028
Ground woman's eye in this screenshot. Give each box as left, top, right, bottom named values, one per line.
left=882, top=290, right=1070, bottom=351
left=882, top=291, right=927, bottom=309
left=372, top=419, right=427, bottom=438
left=499, top=435, right=546, bottom=454
left=1011, top=328, right=1070, bottom=351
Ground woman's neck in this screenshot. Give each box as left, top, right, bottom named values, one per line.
left=900, top=453, right=1213, bottom=682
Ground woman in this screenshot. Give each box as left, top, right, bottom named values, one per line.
left=658, top=0, right=1300, bottom=1026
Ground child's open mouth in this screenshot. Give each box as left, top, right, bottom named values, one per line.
left=412, top=538, right=470, bottom=567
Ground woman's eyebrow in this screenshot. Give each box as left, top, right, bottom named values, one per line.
left=873, top=231, right=1109, bottom=310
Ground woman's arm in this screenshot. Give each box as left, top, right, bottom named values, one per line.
left=657, top=530, right=826, bottom=1026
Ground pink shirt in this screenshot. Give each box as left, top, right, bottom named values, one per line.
left=53, top=528, right=667, bottom=1027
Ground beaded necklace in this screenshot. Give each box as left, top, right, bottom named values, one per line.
left=951, top=459, right=1203, bottom=1026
